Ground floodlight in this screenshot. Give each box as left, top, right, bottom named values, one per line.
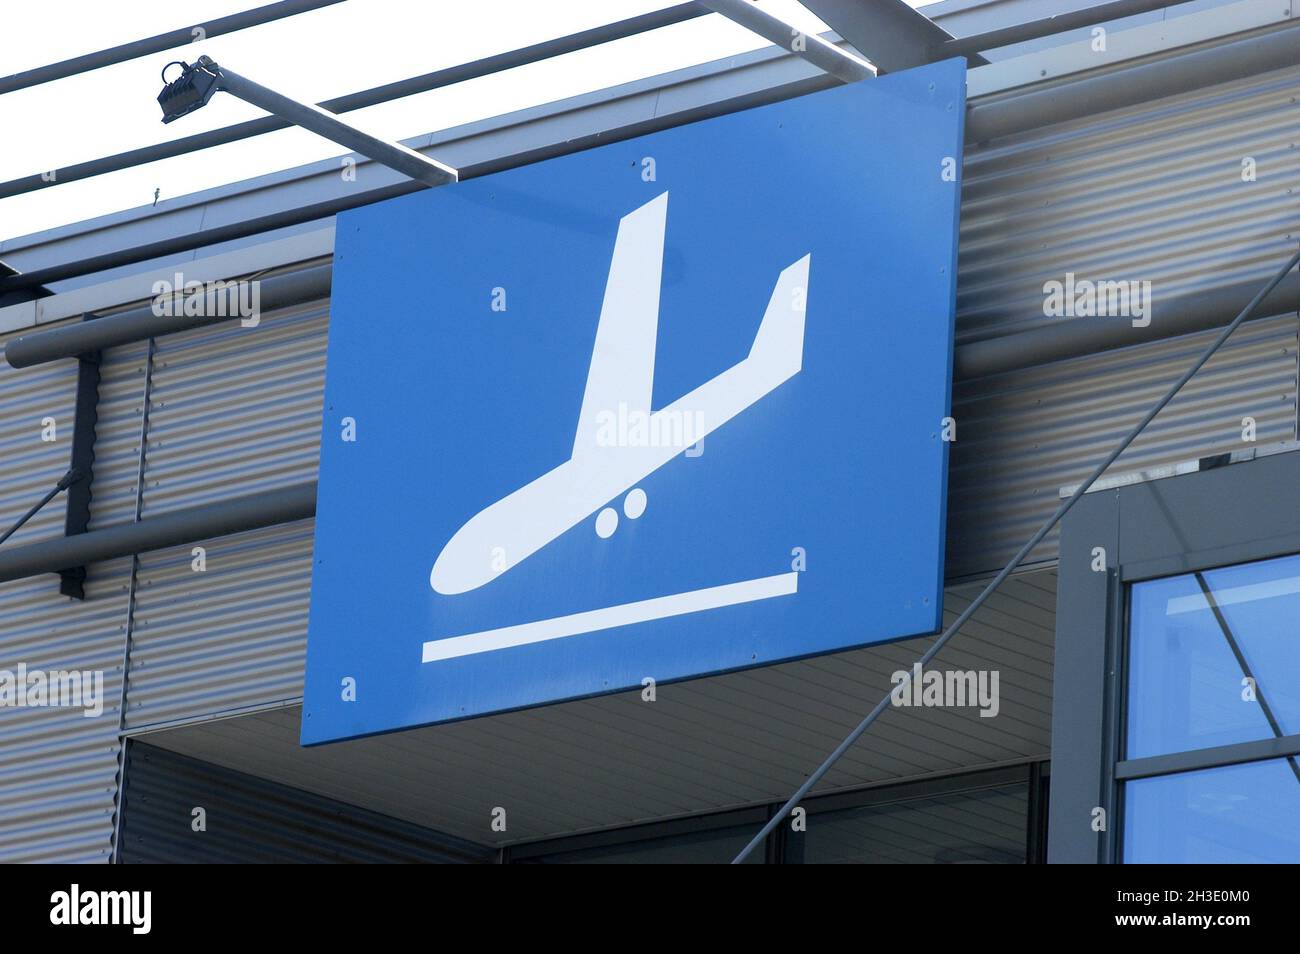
left=157, top=59, right=221, bottom=123
left=155, top=55, right=457, bottom=187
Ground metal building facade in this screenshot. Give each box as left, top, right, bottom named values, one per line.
left=1, top=0, right=1298, bottom=861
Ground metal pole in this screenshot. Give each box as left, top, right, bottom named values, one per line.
left=0, top=482, right=316, bottom=583
left=698, top=0, right=874, bottom=83
left=0, top=0, right=345, bottom=96
left=205, top=59, right=457, bottom=188
left=732, top=244, right=1300, bottom=863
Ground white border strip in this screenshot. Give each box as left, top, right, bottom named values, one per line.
left=422, top=571, right=798, bottom=663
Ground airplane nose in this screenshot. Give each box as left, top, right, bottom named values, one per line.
left=430, top=535, right=486, bottom=595
left=429, top=553, right=457, bottom=595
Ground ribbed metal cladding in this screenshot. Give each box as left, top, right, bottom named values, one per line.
left=0, top=558, right=130, bottom=863
left=946, top=317, right=1300, bottom=579
left=88, top=340, right=149, bottom=530
left=119, top=742, right=492, bottom=863
left=140, top=299, right=327, bottom=517
left=947, top=313, right=1298, bottom=578
left=0, top=328, right=75, bottom=546
left=124, top=519, right=313, bottom=731
left=958, top=62, right=1300, bottom=344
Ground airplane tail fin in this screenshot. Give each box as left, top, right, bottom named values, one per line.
left=572, top=192, right=668, bottom=459
left=747, top=253, right=810, bottom=382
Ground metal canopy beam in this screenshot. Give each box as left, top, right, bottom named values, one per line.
left=4, top=264, right=332, bottom=369
left=0, top=483, right=316, bottom=585
left=0, top=0, right=345, bottom=96
left=698, top=0, right=875, bottom=82
left=798, top=0, right=987, bottom=71
left=6, top=13, right=1298, bottom=302
left=0, top=258, right=51, bottom=305
left=0, top=3, right=709, bottom=202
left=163, top=57, right=458, bottom=188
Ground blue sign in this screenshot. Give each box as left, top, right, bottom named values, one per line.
left=302, top=59, right=966, bottom=745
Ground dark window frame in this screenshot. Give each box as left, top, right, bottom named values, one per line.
left=1050, top=448, right=1300, bottom=863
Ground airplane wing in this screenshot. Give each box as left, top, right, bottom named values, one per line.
left=571, top=191, right=667, bottom=459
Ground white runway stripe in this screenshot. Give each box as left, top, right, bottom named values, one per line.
left=422, top=572, right=799, bottom=663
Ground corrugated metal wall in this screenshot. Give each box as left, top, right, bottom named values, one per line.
left=0, top=328, right=77, bottom=546
left=88, top=339, right=149, bottom=530
left=958, top=63, right=1300, bottom=344
left=948, top=313, right=1298, bottom=577
left=0, top=558, right=130, bottom=863
left=125, top=520, right=313, bottom=730
left=0, top=327, right=133, bottom=862
left=0, top=295, right=327, bottom=860
left=119, top=295, right=326, bottom=730
left=141, top=299, right=327, bottom=516
left=948, top=61, right=1300, bottom=576
left=118, top=741, right=492, bottom=863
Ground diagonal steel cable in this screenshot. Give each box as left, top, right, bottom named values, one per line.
left=734, top=244, right=1300, bottom=863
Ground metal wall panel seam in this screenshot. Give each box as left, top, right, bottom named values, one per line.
left=109, top=335, right=154, bottom=862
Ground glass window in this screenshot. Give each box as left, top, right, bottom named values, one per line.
left=531, top=823, right=763, bottom=864
left=1127, top=552, right=1300, bottom=759
left=1124, top=757, right=1300, bottom=863
left=802, top=783, right=1027, bottom=864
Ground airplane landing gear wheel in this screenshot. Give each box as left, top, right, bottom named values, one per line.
left=624, top=487, right=647, bottom=519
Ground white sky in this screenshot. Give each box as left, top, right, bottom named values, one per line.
left=0, top=0, right=925, bottom=245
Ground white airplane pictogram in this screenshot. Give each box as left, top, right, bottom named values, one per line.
left=429, top=190, right=809, bottom=597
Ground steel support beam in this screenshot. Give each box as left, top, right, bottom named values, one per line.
left=698, top=0, right=875, bottom=82
left=0, top=0, right=345, bottom=96
left=0, top=71, right=834, bottom=300
left=4, top=264, right=332, bottom=369
left=798, top=0, right=986, bottom=71
left=0, top=193, right=388, bottom=295
left=0, top=3, right=709, bottom=201
left=0, top=258, right=51, bottom=305
left=6, top=21, right=1297, bottom=300
left=58, top=322, right=102, bottom=599
left=0, top=483, right=317, bottom=585
left=202, top=59, right=458, bottom=188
